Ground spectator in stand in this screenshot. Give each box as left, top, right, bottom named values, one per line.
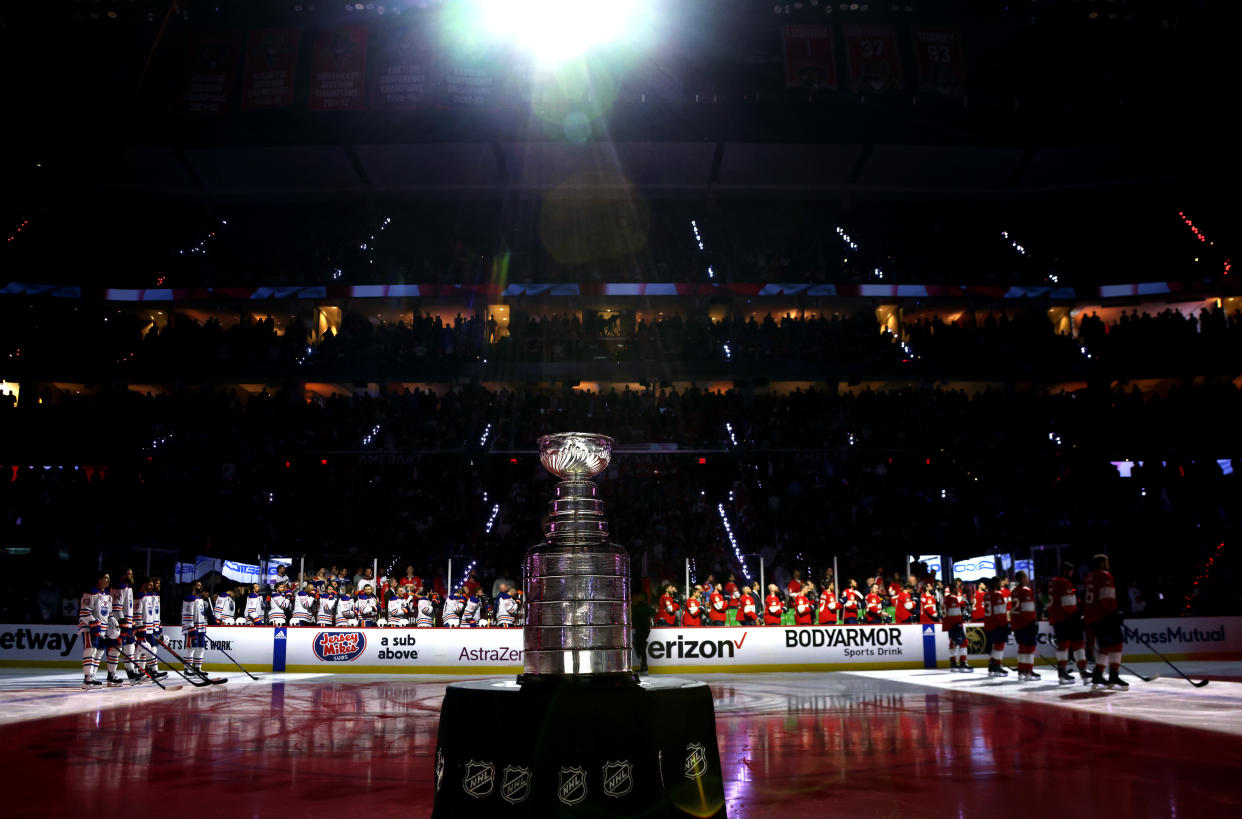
left=353, top=566, right=373, bottom=591
left=399, top=566, right=421, bottom=593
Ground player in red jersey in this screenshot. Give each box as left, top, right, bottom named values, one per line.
left=817, top=585, right=838, bottom=625
left=737, top=586, right=759, bottom=626
left=841, top=579, right=863, bottom=624
left=865, top=584, right=884, bottom=624
left=1000, top=577, right=1012, bottom=612
left=656, top=585, right=679, bottom=627
left=682, top=590, right=703, bottom=627
left=893, top=584, right=916, bottom=625
left=984, top=576, right=1011, bottom=677
left=1084, top=554, right=1128, bottom=689
left=1047, top=561, right=1088, bottom=685
left=763, top=584, right=784, bottom=625
left=919, top=584, right=940, bottom=624
left=708, top=585, right=728, bottom=626
left=793, top=585, right=814, bottom=626
left=943, top=578, right=972, bottom=672
left=971, top=580, right=988, bottom=622
left=1010, top=571, right=1040, bottom=681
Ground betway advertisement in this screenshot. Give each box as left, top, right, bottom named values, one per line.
left=644, top=624, right=942, bottom=672
left=0, top=624, right=273, bottom=670
left=964, top=616, right=1242, bottom=662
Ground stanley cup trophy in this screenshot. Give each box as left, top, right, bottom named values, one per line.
left=523, top=433, right=635, bottom=682
left=432, top=433, right=726, bottom=817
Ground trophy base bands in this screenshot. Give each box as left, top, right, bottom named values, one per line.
left=432, top=677, right=726, bottom=818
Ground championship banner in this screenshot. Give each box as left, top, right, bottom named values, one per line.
left=842, top=23, right=903, bottom=94
left=241, top=27, right=301, bottom=111
left=782, top=25, right=837, bottom=90
left=371, top=24, right=437, bottom=110
left=911, top=26, right=965, bottom=97
left=179, top=30, right=240, bottom=114
left=964, top=616, right=1242, bottom=663
left=308, top=26, right=370, bottom=112
left=441, top=58, right=496, bottom=108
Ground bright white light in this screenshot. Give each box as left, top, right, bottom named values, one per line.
left=473, top=0, right=647, bottom=65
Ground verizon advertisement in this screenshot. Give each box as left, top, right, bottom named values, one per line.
left=964, top=616, right=1242, bottom=662
left=645, top=624, right=941, bottom=672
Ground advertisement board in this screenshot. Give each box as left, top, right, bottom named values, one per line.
left=5, top=618, right=1239, bottom=673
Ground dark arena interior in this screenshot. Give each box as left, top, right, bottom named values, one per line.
left=2, top=1, right=1241, bottom=816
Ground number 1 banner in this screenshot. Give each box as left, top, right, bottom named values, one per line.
left=912, top=26, right=966, bottom=97
left=842, top=23, right=903, bottom=94
left=783, top=25, right=837, bottom=91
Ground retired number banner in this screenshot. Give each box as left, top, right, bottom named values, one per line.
left=842, top=23, right=903, bottom=94
left=783, top=25, right=837, bottom=90
left=308, top=26, right=370, bottom=112
left=912, top=26, right=965, bottom=97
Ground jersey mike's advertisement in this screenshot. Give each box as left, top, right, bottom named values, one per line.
left=279, top=627, right=525, bottom=673
left=964, top=615, right=1242, bottom=662
left=643, top=624, right=942, bottom=673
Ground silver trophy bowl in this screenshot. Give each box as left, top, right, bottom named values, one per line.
left=522, top=432, right=635, bottom=681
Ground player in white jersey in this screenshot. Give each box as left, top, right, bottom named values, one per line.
left=414, top=592, right=435, bottom=627
left=355, top=585, right=378, bottom=627
left=291, top=588, right=315, bottom=625
left=316, top=587, right=337, bottom=627
left=243, top=584, right=265, bottom=625
left=181, top=581, right=208, bottom=674
left=462, top=592, right=482, bottom=627
left=441, top=591, right=465, bottom=627
left=79, top=572, right=111, bottom=688
left=494, top=584, right=517, bottom=627
left=267, top=583, right=291, bottom=626
left=335, top=590, right=357, bottom=627
left=110, top=568, right=141, bottom=681
left=214, top=590, right=237, bottom=625
left=387, top=587, right=410, bottom=626
left=134, top=577, right=167, bottom=680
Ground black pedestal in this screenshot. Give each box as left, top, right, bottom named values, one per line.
left=432, top=677, right=727, bottom=818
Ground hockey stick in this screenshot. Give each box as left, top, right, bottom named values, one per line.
left=213, top=641, right=260, bottom=680
left=156, top=637, right=229, bottom=684
left=1136, top=635, right=1209, bottom=687
left=118, top=643, right=171, bottom=690
left=1119, top=662, right=1158, bottom=683
left=132, top=642, right=206, bottom=688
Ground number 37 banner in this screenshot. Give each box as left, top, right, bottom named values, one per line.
left=842, top=23, right=903, bottom=94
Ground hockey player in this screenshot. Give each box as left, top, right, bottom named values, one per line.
left=943, top=579, right=971, bottom=672
left=1084, top=554, right=1127, bottom=690
left=657, top=585, right=680, bottom=627
left=893, top=584, right=916, bottom=625
left=920, top=584, right=940, bottom=624
left=415, top=590, right=436, bottom=628
left=181, top=581, right=208, bottom=676
left=355, top=584, right=379, bottom=627
left=708, top=584, right=728, bottom=626
left=316, top=585, right=337, bottom=627
left=817, top=585, right=838, bottom=625
left=239, top=584, right=263, bottom=625
left=441, top=589, right=464, bottom=628
left=1048, top=563, right=1088, bottom=684
left=865, top=584, right=884, bottom=624
left=793, top=585, right=814, bottom=626
left=763, top=584, right=784, bottom=625
left=462, top=589, right=482, bottom=627
left=971, top=580, right=988, bottom=622
left=494, top=583, right=517, bottom=627
left=984, top=576, right=1010, bottom=678
left=335, top=588, right=356, bottom=627
left=110, top=568, right=141, bottom=681
left=79, top=572, right=111, bottom=689
left=737, top=585, right=759, bottom=626
left=840, top=579, right=863, bottom=624
left=1010, top=571, right=1040, bottom=680
left=682, top=590, right=704, bottom=627
left=267, top=582, right=291, bottom=627
left=291, top=585, right=315, bottom=626
left=134, top=577, right=167, bottom=680
left=213, top=590, right=236, bottom=625
left=387, top=586, right=410, bottom=627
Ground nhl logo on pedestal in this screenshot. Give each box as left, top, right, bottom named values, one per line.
left=500, top=765, right=532, bottom=804
left=462, top=760, right=495, bottom=798
left=557, top=766, right=588, bottom=806
left=684, top=743, right=708, bottom=779
left=434, top=748, right=445, bottom=793
left=602, top=760, right=633, bottom=798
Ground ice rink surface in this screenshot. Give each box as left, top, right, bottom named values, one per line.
left=2, top=663, right=1240, bottom=817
